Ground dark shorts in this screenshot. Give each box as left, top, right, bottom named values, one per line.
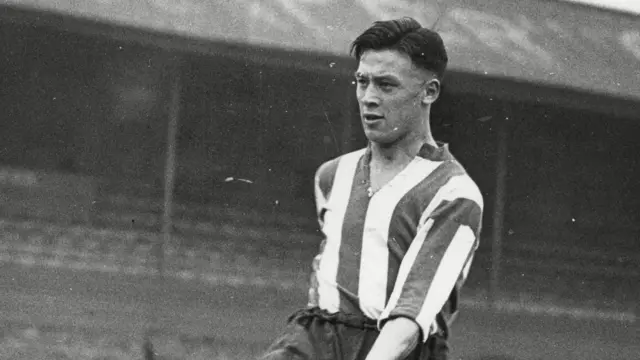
left=259, top=307, right=448, bottom=360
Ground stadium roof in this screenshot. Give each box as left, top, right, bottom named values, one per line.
left=2, top=0, right=639, bottom=103
left=562, top=0, right=640, bottom=15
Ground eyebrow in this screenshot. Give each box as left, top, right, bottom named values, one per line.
left=354, top=72, right=399, bottom=81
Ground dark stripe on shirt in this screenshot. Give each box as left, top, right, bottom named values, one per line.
left=384, top=160, right=466, bottom=303
left=336, top=152, right=369, bottom=315
left=429, top=198, right=483, bottom=236
left=392, top=197, right=483, bottom=317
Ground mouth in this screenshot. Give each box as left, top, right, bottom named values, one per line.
left=363, top=114, right=384, bottom=123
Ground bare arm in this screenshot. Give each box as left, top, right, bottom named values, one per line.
left=365, top=317, right=421, bottom=360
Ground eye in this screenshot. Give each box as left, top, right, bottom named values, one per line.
left=378, top=82, right=395, bottom=91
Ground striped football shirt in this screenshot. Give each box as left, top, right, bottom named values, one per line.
left=307, top=142, right=484, bottom=341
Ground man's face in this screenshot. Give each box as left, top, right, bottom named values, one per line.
left=355, top=49, right=437, bottom=145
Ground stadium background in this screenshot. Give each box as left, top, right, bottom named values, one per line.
left=0, top=1, right=638, bottom=359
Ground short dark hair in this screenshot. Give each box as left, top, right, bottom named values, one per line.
left=350, top=17, right=448, bottom=80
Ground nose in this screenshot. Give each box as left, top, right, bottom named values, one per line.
left=358, top=85, right=380, bottom=108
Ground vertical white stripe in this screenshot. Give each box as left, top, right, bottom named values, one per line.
left=461, top=252, right=475, bottom=280
left=412, top=174, right=482, bottom=288
left=437, top=175, right=484, bottom=213
left=316, top=149, right=365, bottom=313
left=415, top=225, right=476, bottom=333
left=309, top=172, right=325, bottom=307
left=358, top=157, right=443, bottom=319
left=379, top=218, right=434, bottom=323
left=314, top=170, right=326, bottom=217
left=416, top=174, right=484, bottom=227
left=376, top=175, right=454, bottom=322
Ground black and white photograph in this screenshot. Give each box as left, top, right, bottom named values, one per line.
left=0, top=0, right=638, bottom=359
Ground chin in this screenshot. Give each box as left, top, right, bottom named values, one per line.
left=364, top=130, right=396, bottom=145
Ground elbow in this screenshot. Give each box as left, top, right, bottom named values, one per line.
left=384, top=316, right=422, bottom=345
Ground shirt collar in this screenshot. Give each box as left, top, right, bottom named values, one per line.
left=363, top=141, right=453, bottom=164
left=417, top=141, right=454, bottom=162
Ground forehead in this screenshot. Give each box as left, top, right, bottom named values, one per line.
left=355, top=49, right=419, bottom=78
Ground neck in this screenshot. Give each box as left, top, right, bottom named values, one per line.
left=370, top=130, right=437, bottom=166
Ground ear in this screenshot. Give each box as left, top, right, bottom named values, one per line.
left=422, top=79, right=441, bottom=105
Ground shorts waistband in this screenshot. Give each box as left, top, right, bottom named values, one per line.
left=289, top=307, right=378, bottom=331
